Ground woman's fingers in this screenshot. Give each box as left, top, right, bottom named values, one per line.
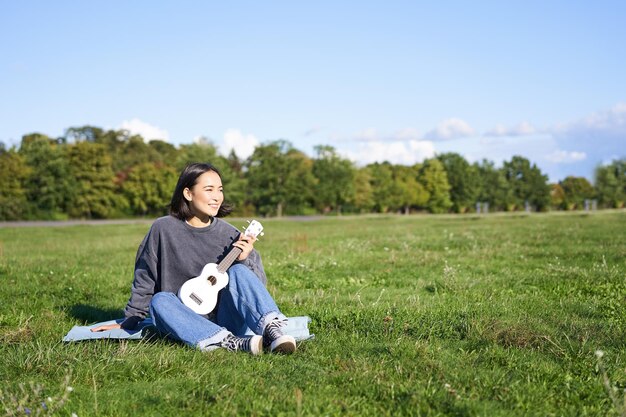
left=90, top=323, right=122, bottom=332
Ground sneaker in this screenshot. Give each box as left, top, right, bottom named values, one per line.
left=263, top=319, right=296, bottom=354
left=219, top=334, right=263, bottom=355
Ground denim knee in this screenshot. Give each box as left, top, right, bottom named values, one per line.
left=150, top=292, right=176, bottom=317
left=228, top=263, right=256, bottom=281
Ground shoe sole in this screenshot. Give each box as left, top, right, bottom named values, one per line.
left=250, top=335, right=264, bottom=355
left=270, top=335, right=297, bottom=354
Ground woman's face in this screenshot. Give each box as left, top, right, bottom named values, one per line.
left=184, top=170, right=224, bottom=221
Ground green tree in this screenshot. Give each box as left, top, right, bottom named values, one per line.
left=437, top=153, right=479, bottom=213
left=175, top=139, right=222, bottom=171
left=502, top=156, right=551, bottom=211
left=365, top=162, right=395, bottom=213
left=352, top=168, right=375, bottom=213
left=559, top=176, right=595, bottom=210
left=19, top=133, right=75, bottom=218
left=595, top=159, right=626, bottom=208
left=418, top=158, right=452, bottom=213
left=66, top=142, right=123, bottom=218
left=0, top=148, right=31, bottom=220
left=312, top=145, right=356, bottom=214
left=65, top=125, right=106, bottom=143
left=550, top=183, right=565, bottom=210
left=246, top=140, right=317, bottom=216
left=120, top=162, right=178, bottom=216
left=116, top=135, right=160, bottom=173
left=148, top=139, right=179, bottom=164
left=391, top=165, right=429, bottom=214
left=474, top=159, right=514, bottom=211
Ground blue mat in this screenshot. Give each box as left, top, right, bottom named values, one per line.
left=63, top=316, right=314, bottom=342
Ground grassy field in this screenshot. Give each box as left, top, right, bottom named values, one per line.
left=1, top=211, right=625, bottom=416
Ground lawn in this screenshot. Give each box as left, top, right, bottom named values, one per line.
left=1, top=211, right=625, bottom=416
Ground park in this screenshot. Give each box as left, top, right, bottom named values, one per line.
left=1, top=211, right=624, bottom=415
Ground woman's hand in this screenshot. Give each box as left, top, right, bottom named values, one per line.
left=90, top=323, right=122, bottom=332
left=233, top=233, right=257, bottom=261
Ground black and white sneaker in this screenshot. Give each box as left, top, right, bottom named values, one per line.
left=264, top=319, right=296, bottom=354
left=219, top=334, right=263, bottom=355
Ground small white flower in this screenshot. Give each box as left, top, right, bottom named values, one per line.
left=72, top=413, right=79, bottom=417
left=595, top=350, right=605, bottom=358
left=66, top=386, right=74, bottom=392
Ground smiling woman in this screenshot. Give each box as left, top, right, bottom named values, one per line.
left=90, top=162, right=297, bottom=355
left=169, top=163, right=233, bottom=225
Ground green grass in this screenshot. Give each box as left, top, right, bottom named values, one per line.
left=1, top=211, right=625, bottom=416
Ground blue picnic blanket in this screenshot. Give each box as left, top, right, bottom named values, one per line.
left=63, top=316, right=314, bottom=342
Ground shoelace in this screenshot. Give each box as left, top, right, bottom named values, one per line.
left=220, top=334, right=251, bottom=352
left=264, top=319, right=287, bottom=345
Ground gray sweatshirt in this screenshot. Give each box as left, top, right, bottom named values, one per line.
left=122, top=215, right=267, bottom=329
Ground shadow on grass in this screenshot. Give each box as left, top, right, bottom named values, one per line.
left=68, top=304, right=125, bottom=324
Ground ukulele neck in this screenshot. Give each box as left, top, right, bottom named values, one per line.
left=217, top=246, right=243, bottom=273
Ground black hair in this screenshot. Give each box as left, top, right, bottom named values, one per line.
left=169, top=162, right=233, bottom=220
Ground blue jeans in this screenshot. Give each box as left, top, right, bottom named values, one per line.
left=149, top=264, right=286, bottom=350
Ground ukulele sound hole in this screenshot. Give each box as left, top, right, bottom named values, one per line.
left=208, top=276, right=217, bottom=285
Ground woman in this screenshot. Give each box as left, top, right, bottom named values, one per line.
left=92, top=162, right=296, bottom=355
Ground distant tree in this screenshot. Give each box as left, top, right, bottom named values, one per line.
left=390, top=165, right=429, bottom=214
left=550, top=183, right=565, bottom=210
left=474, top=159, right=514, bottom=211
left=595, top=159, right=625, bottom=208
left=19, top=133, right=75, bottom=218
left=176, top=141, right=222, bottom=171
left=0, top=148, right=31, bottom=220
left=65, top=125, right=106, bottom=143
left=352, top=168, right=375, bottom=213
left=312, top=145, right=356, bottom=214
left=120, top=162, right=178, bottom=216
left=366, top=162, right=395, bottom=213
left=66, top=142, right=123, bottom=218
left=559, top=176, right=595, bottom=210
left=112, top=134, right=163, bottom=173
left=502, top=155, right=551, bottom=211
left=148, top=139, right=178, bottom=164
left=246, top=140, right=317, bottom=216
left=223, top=149, right=249, bottom=215
left=437, top=152, right=479, bottom=213
left=418, top=158, right=452, bottom=213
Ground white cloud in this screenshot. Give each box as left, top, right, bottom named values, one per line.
left=425, top=118, right=475, bottom=141
left=343, top=127, right=422, bottom=143
left=544, top=150, right=587, bottom=163
left=221, top=128, right=260, bottom=159
left=485, top=121, right=536, bottom=137
left=119, top=118, right=169, bottom=141
left=353, top=127, right=380, bottom=142
left=345, top=140, right=435, bottom=166
left=552, top=102, right=626, bottom=136
left=392, top=128, right=421, bottom=141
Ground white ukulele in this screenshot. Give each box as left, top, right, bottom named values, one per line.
left=178, top=220, right=264, bottom=314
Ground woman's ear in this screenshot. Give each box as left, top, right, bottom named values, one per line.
left=183, top=187, right=193, bottom=202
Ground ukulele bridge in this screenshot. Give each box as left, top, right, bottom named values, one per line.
left=189, top=293, right=203, bottom=305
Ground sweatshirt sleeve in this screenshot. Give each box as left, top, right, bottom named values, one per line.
left=122, top=231, right=159, bottom=329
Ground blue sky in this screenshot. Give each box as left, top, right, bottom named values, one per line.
left=1, top=1, right=625, bottom=182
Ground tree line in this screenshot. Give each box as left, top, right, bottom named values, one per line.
left=0, top=125, right=624, bottom=220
